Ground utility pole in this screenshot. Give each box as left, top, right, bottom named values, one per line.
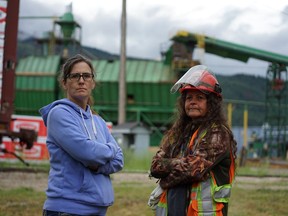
left=118, top=0, right=126, bottom=124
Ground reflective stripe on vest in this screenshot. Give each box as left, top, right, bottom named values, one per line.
left=187, top=125, right=234, bottom=215
left=155, top=128, right=204, bottom=215
left=157, top=190, right=168, bottom=216
left=214, top=184, right=232, bottom=203
left=156, top=125, right=234, bottom=216
left=188, top=176, right=232, bottom=215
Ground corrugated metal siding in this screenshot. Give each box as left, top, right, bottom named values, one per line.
left=15, top=55, right=61, bottom=115
left=92, top=59, right=178, bottom=124
left=14, top=56, right=178, bottom=124
left=92, top=59, right=175, bottom=83
left=16, top=55, right=60, bottom=74
left=93, top=60, right=119, bottom=82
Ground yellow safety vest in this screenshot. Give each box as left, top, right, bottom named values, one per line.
left=156, top=126, right=235, bottom=216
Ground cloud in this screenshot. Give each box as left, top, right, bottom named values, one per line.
left=18, top=0, right=288, bottom=76
left=19, top=0, right=64, bottom=38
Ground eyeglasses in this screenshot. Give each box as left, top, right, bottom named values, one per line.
left=67, top=73, right=94, bottom=81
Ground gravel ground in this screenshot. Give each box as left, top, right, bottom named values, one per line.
left=0, top=171, right=288, bottom=192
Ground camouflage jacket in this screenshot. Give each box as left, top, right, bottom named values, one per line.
left=150, top=125, right=235, bottom=189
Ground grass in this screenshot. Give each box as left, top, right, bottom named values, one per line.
left=0, top=160, right=50, bottom=172
left=0, top=188, right=46, bottom=216
left=0, top=149, right=154, bottom=173
left=121, top=149, right=154, bottom=172
left=0, top=180, right=288, bottom=216
left=1, top=152, right=288, bottom=215
left=2, top=151, right=288, bottom=177
left=107, top=183, right=154, bottom=216
left=229, top=187, right=288, bottom=216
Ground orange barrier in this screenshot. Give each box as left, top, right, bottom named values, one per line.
left=0, top=115, right=113, bottom=161
left=0, top=115, right=49, bottom=161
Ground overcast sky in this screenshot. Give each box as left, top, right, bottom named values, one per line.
left=18, top=0, right=288, bottom=76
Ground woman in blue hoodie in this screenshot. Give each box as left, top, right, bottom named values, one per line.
left=39, top=54, right=124, bottom=216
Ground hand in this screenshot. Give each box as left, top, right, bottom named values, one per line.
left=88, top=165, right=99, bottom=172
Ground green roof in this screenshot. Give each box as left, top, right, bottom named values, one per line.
left=92, top=59, right=175, bottom=83
left=16, top=56, right=176, bottom=83
left=16, top=55, right=61, bottom=75
left=15, top=55, right=61, bottom=92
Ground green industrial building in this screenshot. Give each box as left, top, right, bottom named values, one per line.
left=14, top=7, right=288, bottom=158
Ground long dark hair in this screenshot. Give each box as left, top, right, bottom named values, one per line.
left=161, top=91, right=237, bottom=159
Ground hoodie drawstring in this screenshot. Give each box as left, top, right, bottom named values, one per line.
left=80, top=108, right=97, bottom=140
left=90, top=109, right=97, bottom=138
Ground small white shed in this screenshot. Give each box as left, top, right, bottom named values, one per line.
left=112, top=122, right=151, bottom=155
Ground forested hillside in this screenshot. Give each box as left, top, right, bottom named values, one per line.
left=218, top=74, right=266, bottom=126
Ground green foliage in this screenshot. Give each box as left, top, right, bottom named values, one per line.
left=218, top=74, right=267, bottom=126
left=218, top=74, right=266, bottom=102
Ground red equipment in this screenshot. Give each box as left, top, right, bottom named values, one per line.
left=0, top=0, right=37, bottom=165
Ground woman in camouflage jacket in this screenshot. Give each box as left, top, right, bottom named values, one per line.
left=150, top=65, right=237, bottom=216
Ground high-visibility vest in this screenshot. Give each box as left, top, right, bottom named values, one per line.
left=187, top=172, right=233, bottom=216
left=156, top=126, right=235, bottom=216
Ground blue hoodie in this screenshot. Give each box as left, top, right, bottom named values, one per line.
left=39, top=98, right=124, bottom=215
